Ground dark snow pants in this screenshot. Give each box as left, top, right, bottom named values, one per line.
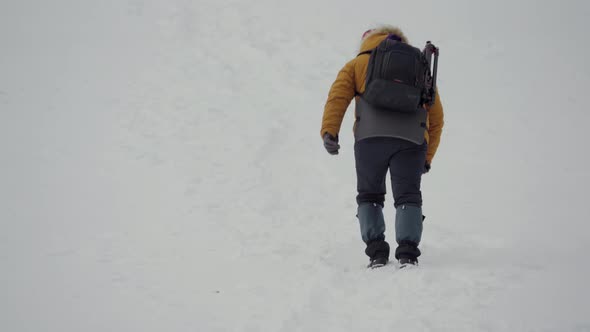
left=354, top=137, right=427, bottom=260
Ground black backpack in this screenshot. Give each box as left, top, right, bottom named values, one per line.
left=359, top=37, right=438, bottom=113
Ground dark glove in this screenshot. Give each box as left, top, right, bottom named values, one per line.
left=423, top=163, right=431, bottom=174
left=323, top=133, right=340, bottom=155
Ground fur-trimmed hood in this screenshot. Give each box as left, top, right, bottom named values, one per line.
left=359, top=25, right=409, bottom=53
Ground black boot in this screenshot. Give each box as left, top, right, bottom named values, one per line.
left=368, top=257, right=389, bottom=269
left=395, top=240, right=421, bottom=268
left=365, top=240, right=390, bottom=269
left=398, top=257, right=418, bottom=268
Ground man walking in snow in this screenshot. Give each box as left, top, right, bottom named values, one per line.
left=321, top=26, right=444, bottom=268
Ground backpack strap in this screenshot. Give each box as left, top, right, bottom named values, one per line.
left=354, top=49, right=375, bottom=95
left=357, top=49, right=373, bottom=57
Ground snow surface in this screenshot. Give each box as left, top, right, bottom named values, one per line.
left=2, top=0, right=590, bottom=331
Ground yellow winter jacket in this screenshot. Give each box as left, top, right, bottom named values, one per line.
left=321, top=30, right=444, bottom=164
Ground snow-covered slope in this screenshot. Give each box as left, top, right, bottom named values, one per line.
left=2, top=0, right=590, bottom=331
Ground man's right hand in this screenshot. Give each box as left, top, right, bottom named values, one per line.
left=323, top=133, right=340, bottom=155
